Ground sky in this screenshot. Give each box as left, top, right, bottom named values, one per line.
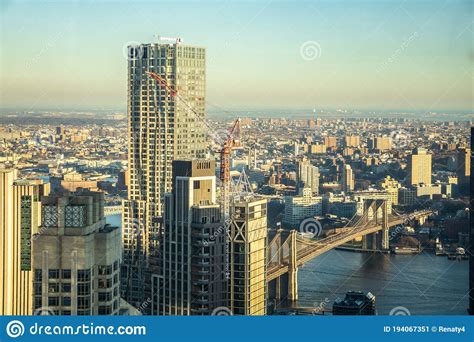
left=0, top=0, right=472, bottom=113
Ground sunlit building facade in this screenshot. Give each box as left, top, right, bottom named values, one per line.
left=122, top=42, right=206, bottom=306
left=228, top=197, right=267, bottom=315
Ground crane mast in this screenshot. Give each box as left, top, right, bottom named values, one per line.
left=220, top=118, right=241, bottom=220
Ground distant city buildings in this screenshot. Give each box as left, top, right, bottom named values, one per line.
left=342, top=164, right=355, bottom=193
left=380, top=176, right=401, bottom=205
left=284, top=188, right=322, bottom=227
left=344, top=135, right=360, bottom=148
left=297, top=159, right=319, bottom=195
left=368, top=136, right=391, bottom=152
left=456, top=148, right=470, bottom=187
left=323, top=193, right=357, bottom=219
left=0, top=54, right=471, bottom=318
left=324, top=136, right=337, bottom=149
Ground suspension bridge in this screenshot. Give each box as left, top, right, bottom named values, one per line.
left=266, top=199, right=433, bottom=301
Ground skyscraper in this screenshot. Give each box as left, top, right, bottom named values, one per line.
left=153, top=160, right=226, bottom=315
left=407, top=148, right=432, bottom=186
left=122, top=41, right=206, bottom=306
left=0, top=168, right=49, bottom=315
left=12, top=179, right=49, bottom=315
left=32, top=190, right=121, bottom=315
left=228, top=196, right=267, bottom=315
left=0, top=168, right=16, bottom=315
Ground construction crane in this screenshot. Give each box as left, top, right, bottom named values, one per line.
left=220, top=118, right=241, bottom=220
left=145, top=70, right=242, bottom=220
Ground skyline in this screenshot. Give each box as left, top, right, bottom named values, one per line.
left=0, top=0, right=473, bottom=112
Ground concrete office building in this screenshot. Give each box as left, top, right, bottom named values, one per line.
left=122, top=41, right=206, bottom=305
left=153, top=160, right=226, bottom=315
left=32, top=190, right=121, bottom=315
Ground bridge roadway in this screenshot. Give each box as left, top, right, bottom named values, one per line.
left=104, top=205, right=122, bottom=216
left=267, top=210, right=432, bottom=281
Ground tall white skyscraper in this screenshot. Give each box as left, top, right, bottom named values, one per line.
left=121, top=41, right=206, bottom=307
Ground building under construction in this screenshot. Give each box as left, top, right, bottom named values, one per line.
left=121, top=39, right=206, bottom=307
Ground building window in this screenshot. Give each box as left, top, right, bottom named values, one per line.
left=49, top=269, right=60, bottom=279
left=62, top=297, right=71, bottom=306
left=78, top=297, right=90, bottom=309
left=98, top=265, right=112, bottom=276
left=48, top=297, right=59, bottom=306
left=48, top=283, right=60, bottom=293
left=62, top=284, right=71, bottom=293
left=34, top=282, right=42, bottom=295
left=78, top=269, right=91, bottom=282
left=78, top=283, right=90, bottom=295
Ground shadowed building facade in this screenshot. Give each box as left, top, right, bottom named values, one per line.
left=32, top=190, right=121, bottom=315
left=153, top=160, right=226, bottom=315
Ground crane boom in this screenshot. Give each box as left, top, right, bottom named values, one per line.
left=145, top=70, right=242, bottom=220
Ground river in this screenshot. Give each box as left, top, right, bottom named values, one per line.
left=297, top=249, right=468, bottom=315
left=107, top=214, right=469, bottom=315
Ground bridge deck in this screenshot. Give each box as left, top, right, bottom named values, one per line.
left=267, top=210, right=432, bottom=281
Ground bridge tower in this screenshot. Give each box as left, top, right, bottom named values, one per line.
left=267, top=229, right=299, bottom=306
left=380, top=200, right=389, bottom=249
left=288, top=230, right=298, bottom=301
left=361, top=199, right=389, bottom=251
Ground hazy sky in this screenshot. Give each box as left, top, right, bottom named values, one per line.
left=0, top=0, right=472, bottom=112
